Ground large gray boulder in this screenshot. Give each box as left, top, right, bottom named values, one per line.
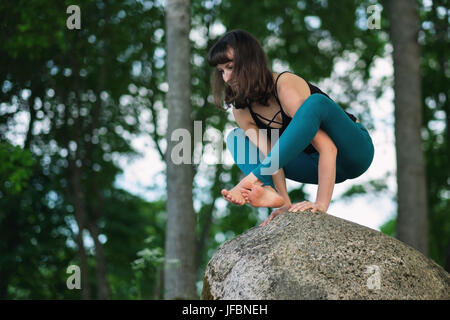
left=202, top=210, right=450, bottom=300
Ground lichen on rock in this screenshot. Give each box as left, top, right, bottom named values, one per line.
left=202, top=210, right=450, bottom=300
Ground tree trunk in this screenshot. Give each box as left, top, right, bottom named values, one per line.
left=388, top=0, right=429, bottom=255
left=87, top=221, right=110, bottom=299
left=84, top=62, right=110, bottom=300
left=164, top=0, right=197, bottom=299
left=75, top=227, right=91, bottom=300
left=69, top=164, right=91, bottom=300
left=24, top=94, right=36, bottom=150
left=0, top=205, right=20, bottom=298
left=196, top=166, right=222, bottom=269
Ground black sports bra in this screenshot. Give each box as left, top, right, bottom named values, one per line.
left=247, top=71, right=357, bottom=154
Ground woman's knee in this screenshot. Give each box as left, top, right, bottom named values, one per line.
left=299, top=94, right=333, bottom=116
left=305, top=93, right=330, bottom=105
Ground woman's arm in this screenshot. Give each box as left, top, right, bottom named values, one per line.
left=315, top=151, right=336, bottom=212
left=272, top=168, right=292, bottom=205
left=311, top=128, right=337, bottom=212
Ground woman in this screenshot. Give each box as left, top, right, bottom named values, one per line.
left=206, top=30, right=374, bottom=226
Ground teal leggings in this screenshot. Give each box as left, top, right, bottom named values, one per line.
left=226, top=94, right=374, bottom=189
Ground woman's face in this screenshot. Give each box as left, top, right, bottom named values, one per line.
left=216, top=49, right=235, bottom=87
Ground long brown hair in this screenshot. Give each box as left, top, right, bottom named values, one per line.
left=206, top=30, right=275, bottom=111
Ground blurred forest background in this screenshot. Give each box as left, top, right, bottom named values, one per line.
left=0, top=0, right=448, bottom=299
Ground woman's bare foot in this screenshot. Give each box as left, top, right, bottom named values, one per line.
left=240, top=180, right=285, bottom=208
left=221, top=184, right=246, bottom=206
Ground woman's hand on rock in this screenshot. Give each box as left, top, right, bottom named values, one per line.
left=259, top=203, right=292, bottom=227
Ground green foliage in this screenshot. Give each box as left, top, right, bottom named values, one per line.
left=380, top=217, right=396, bottom=237
left=131, top=236, right=165, bottom=299
left=0, top=160, right=79, bottom=299
left=1, top=0, right=166, bottom=299
left=374, top=0, right=450, bottom=269
left=0, top=142, right=35, bottom=195
left=102, top=191, right=166, bottom=299
left=418, top=0, right=450, bottom=270
left=341, top=178, right=389, bottom=199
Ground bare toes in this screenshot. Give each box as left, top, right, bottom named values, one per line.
left=240, top=180, right=254, bottom=190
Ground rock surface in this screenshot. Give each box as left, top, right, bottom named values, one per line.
left=202, top=210, right=450, bottom=300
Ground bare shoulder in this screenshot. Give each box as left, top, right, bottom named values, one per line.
left=275, top=72, right=311, bottom=118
